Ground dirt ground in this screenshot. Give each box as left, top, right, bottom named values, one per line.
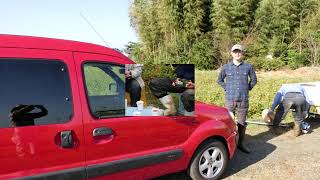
left=156, top=116, right=320, bottom=180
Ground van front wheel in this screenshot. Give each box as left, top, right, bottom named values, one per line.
left=188, top=140, right=228, bottom=180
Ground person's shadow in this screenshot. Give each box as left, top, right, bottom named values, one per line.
left=223, top=126, right=279, bottom=178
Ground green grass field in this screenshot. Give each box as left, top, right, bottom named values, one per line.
left=195, top=67, right=320, bottom=121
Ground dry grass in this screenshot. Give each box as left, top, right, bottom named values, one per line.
left=257, top=66, right=320, bottom=78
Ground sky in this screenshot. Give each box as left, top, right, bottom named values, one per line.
left=1, top=0, right=138, bottom=49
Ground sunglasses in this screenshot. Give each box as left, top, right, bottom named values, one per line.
left=232, top=50, right=243, bottom=54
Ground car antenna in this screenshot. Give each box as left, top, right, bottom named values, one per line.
left=80, top=12, right=109, bottom=47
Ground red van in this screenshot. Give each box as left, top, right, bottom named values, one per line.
left=0, top=34, right=237, bottom=180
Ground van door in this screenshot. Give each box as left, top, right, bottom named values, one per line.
left=74, top=52, right=193, bottom=179
left=0, top=48, right=85, bottom=179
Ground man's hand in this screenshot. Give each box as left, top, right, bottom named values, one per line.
left=185, top=81, right=194, bottom=89
left=125, top=72, right=131, bottom=79
left=172, top=78, right=181, bottom=86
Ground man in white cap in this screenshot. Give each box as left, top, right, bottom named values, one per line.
left=217, top=44, right=257, bottom=153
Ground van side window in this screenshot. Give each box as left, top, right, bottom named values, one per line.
left=83, top=63, right=125, bottom=118
left=0, top=59, right=73, bottom=128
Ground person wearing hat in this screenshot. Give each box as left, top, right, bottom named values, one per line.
left=217, top=44, right=257, bottom=153
left=269, top=84, right=309, bottom=136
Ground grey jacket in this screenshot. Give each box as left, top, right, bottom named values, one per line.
left=125, top=64, right=145, bottom=88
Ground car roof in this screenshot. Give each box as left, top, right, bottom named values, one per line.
left=0, top=34, right=132, bottom=61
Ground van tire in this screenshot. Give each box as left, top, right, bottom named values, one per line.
left=188, top=140, right=228, bottom=180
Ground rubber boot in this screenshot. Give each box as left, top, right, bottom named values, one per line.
left=293, top=121, right=302, bottom=137
left=159, top=95, right=177, bottom=116
left=184, top=111, right=194, bottom=116
left=237, top=124, right=251, bottom=153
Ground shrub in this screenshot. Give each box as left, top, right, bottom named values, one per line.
left=188, top=35, right=220, bottom=70
left=286, top=49, right=309, bottom=69
left=247, top=57, right=285, bottom=71
left=261, top=58, right=285, bottom=71
left=247, top=57, right=265, bottom=70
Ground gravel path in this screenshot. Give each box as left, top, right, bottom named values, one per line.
left=156, top=117, right=320, bottom=180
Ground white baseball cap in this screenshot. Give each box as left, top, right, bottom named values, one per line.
left=231, top=44, right=244, bottom=52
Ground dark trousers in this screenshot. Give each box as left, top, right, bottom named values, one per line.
left=149, top=78, right=195, bottom=112
left=126, top=79, right=141, bottom=107
left=273, top=93, right=306, bottom=125
left=225, top=100, right=249, bottom=126
left=181, top=89, right=195, bottom=112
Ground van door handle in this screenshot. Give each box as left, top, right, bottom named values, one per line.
left=60, top=130, right=74, bottom=148
left=93, top=127, right=113, bottom=137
